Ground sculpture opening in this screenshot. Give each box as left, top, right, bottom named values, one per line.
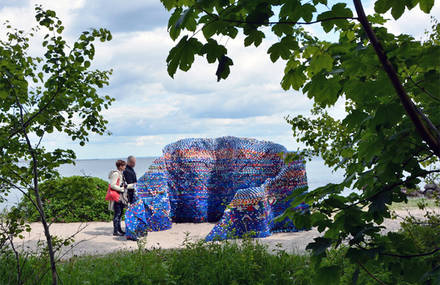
left=125, top=136, right=309, bottom=241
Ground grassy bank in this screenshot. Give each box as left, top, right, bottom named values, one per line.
left=0, top=237, right=419, bottom=285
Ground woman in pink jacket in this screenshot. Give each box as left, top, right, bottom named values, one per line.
left=107, top=160, right=134, bottom=236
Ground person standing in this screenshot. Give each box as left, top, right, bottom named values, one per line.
left=123, top=155, right=137, bottom=204
left=107, top=160, right=133, bottom=236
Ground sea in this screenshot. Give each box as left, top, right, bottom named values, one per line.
left=0, top=157, right=344, bottom=211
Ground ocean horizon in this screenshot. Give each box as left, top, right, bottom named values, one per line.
left=0, top=156, right=344, bottom=211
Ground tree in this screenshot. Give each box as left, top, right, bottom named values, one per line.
left=160, top=0, right=440, bottom=283
left=0, top=6, right=113, bottom=284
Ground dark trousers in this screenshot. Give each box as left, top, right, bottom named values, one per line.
left=113, top=201, right=124, bottom=233
left=128, top=189, right=135, bottom=204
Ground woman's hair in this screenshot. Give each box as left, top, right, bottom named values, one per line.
left=116, top=160, right=126, bottom=169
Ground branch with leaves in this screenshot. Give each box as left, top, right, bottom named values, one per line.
left=0, top=6, right=113, bottom=285
left=161, top=0, right=440, bottom=283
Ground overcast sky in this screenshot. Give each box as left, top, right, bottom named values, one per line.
left=1, top=0, right=438, bottom=159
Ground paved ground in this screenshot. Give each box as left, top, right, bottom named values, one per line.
left=16, top=208, right=438, bottom=259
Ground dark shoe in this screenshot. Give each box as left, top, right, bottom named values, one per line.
left=117, top=222, right=125, bottom=235
left=117, top=226, right=125, bottom=235
left=113, top=232, right=124, bottom=236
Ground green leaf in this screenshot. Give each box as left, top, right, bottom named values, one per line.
left=317, top=3, right=353, bottom=32
left=309, top=54, right=333, bottom=75
left=166, top=36, right=203, bottom=77
left=168, top=8, right=183, bottom=40
left=161, top=0, right=175, bottom=11
left=372, top=103, right=403, bottom=127
left=271, top=23, right=294, bottom=37
left=342, top=110, right=368, bottom=130
left=391, top=1, right=405, bottom=19
left=279, top=0, right=301, bottom=21
left=244, top=30, right=265, bottom=47
left=419, top=0, right=434, bottom=13
left=306, top=237, right=332, bottom=256
left=175, top=8, right=197, bottom=31
left=304, top=76, right=340, bottom=106
left=314, top=265, right=341, bottom=285
left=318, top=11, right=335, bottom=33
left=375, top=0, right=406, bottom=19
left=202, top=20, right=218, bottom=39
left=201, top=39, right=227, bottom=63
left=375, top=0, right=393, bottom=13
left=175, top=8, right=191, bottom=29
left=281, top=69, right=307, bottom=91
left=301, top=4, right=317, bottom=22
left=267, top=42, right=290, bottom=62
left=0, top=89, right=8, bottom=99
left=216, top=55, right=233, bottom=81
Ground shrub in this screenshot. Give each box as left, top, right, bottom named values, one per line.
left=16, top=176, right=111, bottom=222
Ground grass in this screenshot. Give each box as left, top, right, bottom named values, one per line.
left=0, top=237, right=424, bottom=285
left=0, top=238, right=314, bottom=285
left=389, top=197, right=439, bottom=210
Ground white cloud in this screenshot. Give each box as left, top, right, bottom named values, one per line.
left=1, top=1, right=436, bottom=159
left=383, top=3, right=440, bottom=39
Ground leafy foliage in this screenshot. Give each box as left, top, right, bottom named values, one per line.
left=15, top=176, right=111, bottom=223
left=0, top=5, right=113, bottom=195
left=0, top=6, right=113, bottom=284
left=160, top=0, right=440, bottom=283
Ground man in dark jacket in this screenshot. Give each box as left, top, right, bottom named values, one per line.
left=123, top=155, right=137, bottom=204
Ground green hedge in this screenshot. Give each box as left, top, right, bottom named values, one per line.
left=16, top=176, right=111, bottom=222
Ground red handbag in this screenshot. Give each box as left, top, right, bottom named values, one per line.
left=105, top=177, right=120, bottom=201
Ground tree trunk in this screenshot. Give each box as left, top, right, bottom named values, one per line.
left=18, top=102, right=58, bottom=285
left=27, top=144, right=59, bottom=285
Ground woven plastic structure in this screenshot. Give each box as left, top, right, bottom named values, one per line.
left=125, top=136, right=309, bottom=240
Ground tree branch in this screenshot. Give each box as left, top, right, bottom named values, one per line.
left=0, top=67, right=64, bottom=142
left=381, top=247, right=440, bottom=259
left=408, top=76, right=440, bottom=103
left=418, top=153, right=435, bottom=163
left=196, top=3, right=357, bottom=27
left=7, top=89, right=60, bottom=140
left=333, top=169, right=429, bottom=213
left=9, top=236, right=23, bottom=285
left=14, top=93, right=59, bottom=285
left=214, top=16, right=358, bottom=27
left=353, top=0, right=440, bottom=158
left=0, top=177, right=39, bottom=213
left=356, top=261, right=386, bottom=285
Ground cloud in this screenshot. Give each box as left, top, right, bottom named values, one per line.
left=383, top=3, right=440, bottom=39
left=1, top=1, right=436, bottom=159
left=70, top=0, right=170, bottom=33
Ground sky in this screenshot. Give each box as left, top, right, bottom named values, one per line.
left=0, top=0, right=439, bottom=159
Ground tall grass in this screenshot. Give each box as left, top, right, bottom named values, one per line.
left=0, top=237, right=314, bottom=285
left=0, top=236, right=432, bottom=284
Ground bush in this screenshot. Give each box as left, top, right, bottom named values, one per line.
left=15, top=176, right=111, bottom=222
